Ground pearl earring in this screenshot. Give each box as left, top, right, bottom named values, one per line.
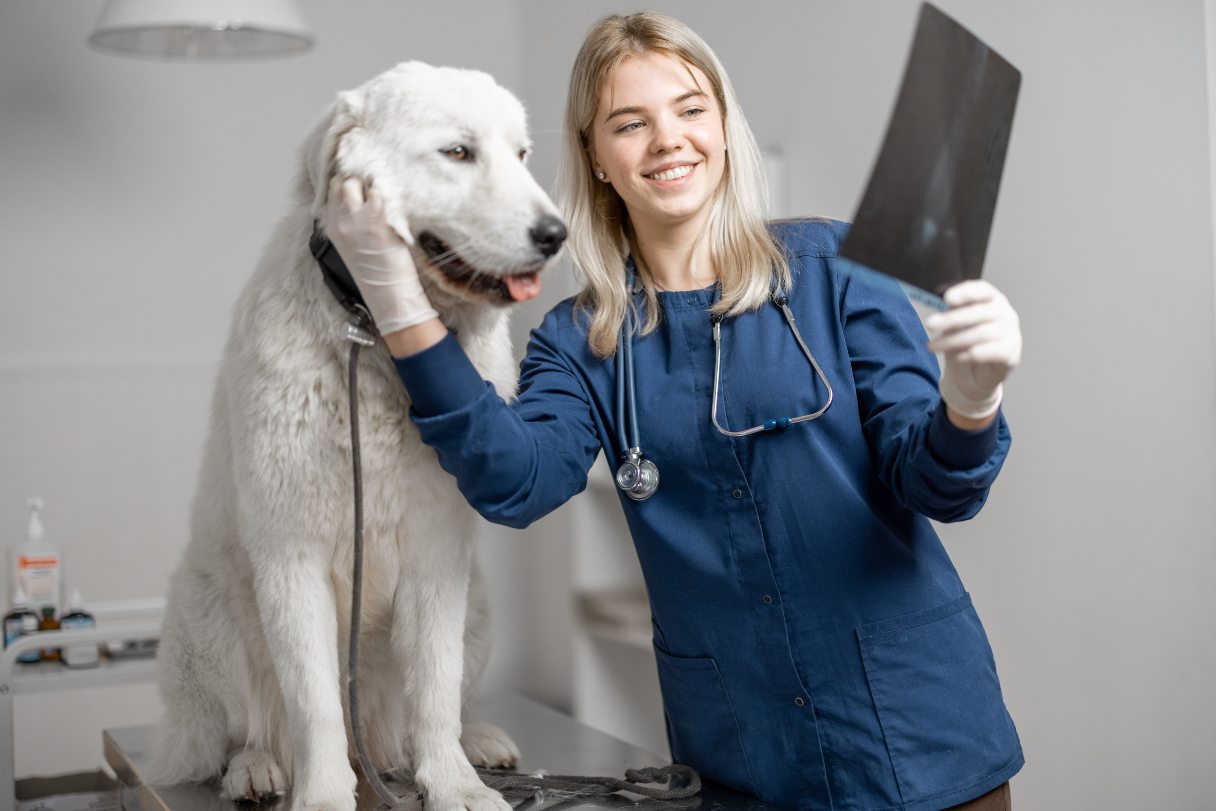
left=595, top=171, right=606, bottom=180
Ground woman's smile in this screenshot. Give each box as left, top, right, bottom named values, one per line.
left=644, top=161, right=701, bottom=186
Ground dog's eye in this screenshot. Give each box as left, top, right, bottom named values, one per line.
left=442, top=145, right=474, bottom=162
left=518, top=149, right=528, bottom=162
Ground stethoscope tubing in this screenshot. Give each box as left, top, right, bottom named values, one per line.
left=616, top=322, right=627, bottom=455
left=626, top=304, right=641, bottom=451
left=709, top=297, right=834, bottom=437
left=615, top=302, right=643, bottom=457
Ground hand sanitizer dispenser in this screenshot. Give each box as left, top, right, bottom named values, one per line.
left=15, top=497, right=61, bottom=613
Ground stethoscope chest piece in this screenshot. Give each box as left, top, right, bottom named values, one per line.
left=616, top=448, right=660, bottom=501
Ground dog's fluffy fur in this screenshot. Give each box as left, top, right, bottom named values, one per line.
left=149, top=62, right=563, bottom=811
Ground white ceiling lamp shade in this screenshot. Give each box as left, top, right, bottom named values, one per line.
left=89, top=0, right=314, bottom=61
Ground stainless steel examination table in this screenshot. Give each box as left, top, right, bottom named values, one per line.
left=104, top=692, right=778, bottom=811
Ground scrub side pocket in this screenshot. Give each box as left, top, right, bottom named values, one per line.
left=856, top=593, right=1021, bottom=807
left=652, top=646, right=760, bottom=798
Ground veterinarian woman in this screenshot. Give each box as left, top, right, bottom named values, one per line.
left=326, top=12, right=1023, bottom=811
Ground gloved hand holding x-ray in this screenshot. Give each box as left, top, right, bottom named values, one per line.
left=840, top=3, right=1023, bottom=420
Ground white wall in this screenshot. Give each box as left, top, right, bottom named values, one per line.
left=2, top=1, right=1215, bottom=808
left=515, top=1, right=1216, bottom=808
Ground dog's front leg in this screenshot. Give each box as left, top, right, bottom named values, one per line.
left=252, top=545, right=357, bottom=811
left=395, top=540, right=510, bottom=811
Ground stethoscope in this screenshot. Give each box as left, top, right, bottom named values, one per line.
left=614, top=275, right=835, bottom=502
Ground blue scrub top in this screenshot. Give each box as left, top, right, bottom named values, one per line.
left=394, top=219, right=1023, bottom=811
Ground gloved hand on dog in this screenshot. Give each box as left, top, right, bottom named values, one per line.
left=325, top=176, right=439, bottom=335
left=925, top=279, right=1022, bottom=421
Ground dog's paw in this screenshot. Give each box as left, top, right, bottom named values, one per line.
left=460, top=723, right=519, bottom=770
left=425, top=781, right=512, bottom=811
left=221, top=749, right=287, bottom=803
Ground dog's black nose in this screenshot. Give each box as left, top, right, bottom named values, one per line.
left=530, top=216, right=568, bottom=258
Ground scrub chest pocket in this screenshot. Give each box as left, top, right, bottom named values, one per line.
left=856, top=593, right=1021, bottom=807
left=653, top=646, right=761, bottom=798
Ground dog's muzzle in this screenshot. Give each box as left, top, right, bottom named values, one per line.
left=418, top=219, right=565, bottom=303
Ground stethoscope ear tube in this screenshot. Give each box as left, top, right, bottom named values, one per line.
left=709, top=293, right=834, bottom=437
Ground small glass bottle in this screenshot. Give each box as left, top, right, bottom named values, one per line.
left=60, top=589, right=99, bottom=669
left=38, top=606, right=61, bottom=662
left=3, top=587, right=41, bottom=664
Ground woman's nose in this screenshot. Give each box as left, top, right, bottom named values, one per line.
left=649, top=115, right=684, bottom=153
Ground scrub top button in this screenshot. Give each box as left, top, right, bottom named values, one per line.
left=732, top=488, right=744, bottom=499
left=794, top=697, right=805, bottom=708
left=762, top=594, right=773, bottom=605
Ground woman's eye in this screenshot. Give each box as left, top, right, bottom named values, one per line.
left=442, top=145, right=474, bottom=161
left=616, top=121, right=643, bottom=134
left=682, top=107, right=706, bottom=118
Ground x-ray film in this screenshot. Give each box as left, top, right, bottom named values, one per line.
left=839, top=3, right=1020, bottom=308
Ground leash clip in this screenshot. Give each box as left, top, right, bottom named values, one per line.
left=343, top=319, right=376, bottom=347
left=342, top=303, right=376, bottom=346
left=343, top=322, right=376, bottom=347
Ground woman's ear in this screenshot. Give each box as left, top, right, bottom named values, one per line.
left=587, top=145, right=608, bottom=182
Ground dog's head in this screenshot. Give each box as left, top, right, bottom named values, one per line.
left=303, top=61, right=565, bottom=307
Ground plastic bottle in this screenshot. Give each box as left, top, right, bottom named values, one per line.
left=38, top=606, right=60, bottom=662
left=60, top=589, right=99, bottom=669
left=15, top=498, right=62, bottom=612
left=3, top=587, right=41, bottom=664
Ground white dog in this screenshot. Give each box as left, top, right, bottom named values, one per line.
left=149, top=62, right=565, bottom=811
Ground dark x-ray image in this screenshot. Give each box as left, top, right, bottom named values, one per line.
left=840, top=2, right=1021, bottom=301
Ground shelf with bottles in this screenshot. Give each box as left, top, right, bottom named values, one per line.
left=0, top=604, right=164, bottom=810
left=1, top=621, right=160, bottom=695
left=0, top=598, right=163, bottom=695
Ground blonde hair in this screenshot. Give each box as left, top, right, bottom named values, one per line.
left=557, top=11, right=790, bottom=357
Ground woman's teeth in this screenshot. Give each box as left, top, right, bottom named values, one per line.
left=647, top=164, right=694, bottom=181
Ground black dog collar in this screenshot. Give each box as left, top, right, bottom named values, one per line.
left=309, top=223, right=372, bottom=325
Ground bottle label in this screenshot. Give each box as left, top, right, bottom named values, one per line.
left=17, top=553, right=61, bottom=606
left=60, top=616, right=95, bottom=629
left=5, top=615, right=41, bottom=663
left=3, top=618, right=20, bottom=647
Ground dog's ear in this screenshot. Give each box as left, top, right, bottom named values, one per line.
left=302, top=90, right=366, bottom=222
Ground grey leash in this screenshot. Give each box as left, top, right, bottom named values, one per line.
left=475, top=765, right=700, bottom=801
left=341, top=314, right=701, bottom=809
left=344, top=310, right=407, bottom=808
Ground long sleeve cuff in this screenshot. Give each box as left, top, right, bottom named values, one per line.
left=392, top=332, right=487, bottom=417
left=926, top=400, right=1000, bottom=470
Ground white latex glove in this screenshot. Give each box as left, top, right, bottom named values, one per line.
left=324, top=176, right=438, bottom=336
left=925, top=279, right=1022, bottom=420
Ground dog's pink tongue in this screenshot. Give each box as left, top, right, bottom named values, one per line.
left=505, top=272, right=541, bottom=302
